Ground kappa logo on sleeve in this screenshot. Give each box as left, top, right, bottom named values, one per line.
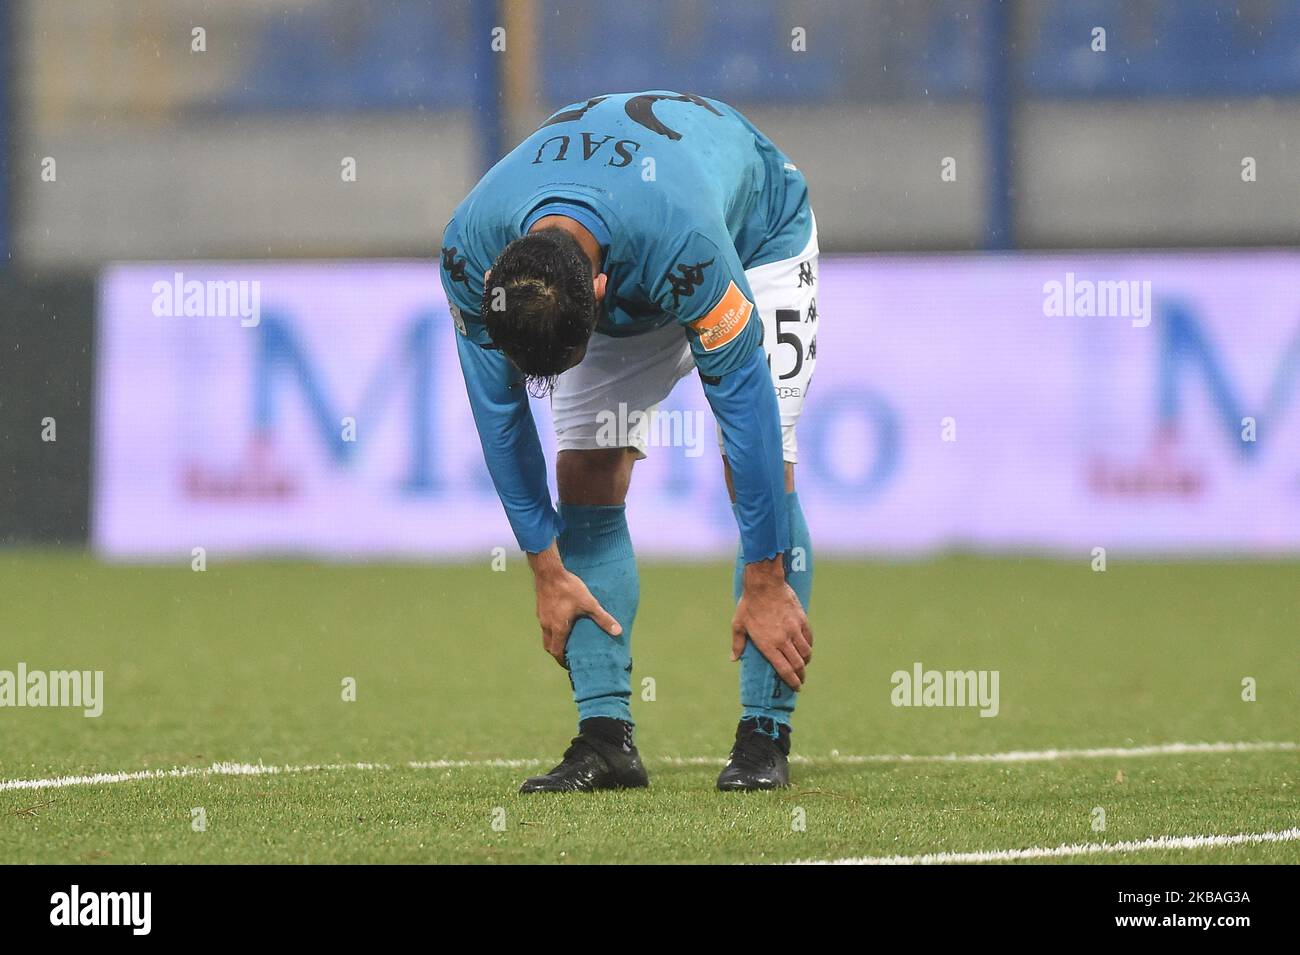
left=441, top=247, right=470, bottom=286
left=690, top=280, right=753, bottom=351
left=665, top=258, right=715, bottom=309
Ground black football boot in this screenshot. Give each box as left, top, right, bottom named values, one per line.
left=716, top=717, right=791, bottom=791
left=519, top=718, right=649, bottom=793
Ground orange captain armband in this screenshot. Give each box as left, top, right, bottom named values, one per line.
left=689, top=280, right=754, bottom=351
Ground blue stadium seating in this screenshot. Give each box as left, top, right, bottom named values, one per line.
left=217, top=0, right=1300, bottom=112
left=1025, top=0, right=1300, bottom=96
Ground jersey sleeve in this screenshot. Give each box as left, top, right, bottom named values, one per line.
left=650, top=231, right=762, bottom=378
left=652, top=231, right=788, bottom=564
left=441, top=218, right=560, bottom=554
left=439, top=218, right=494, bottom=348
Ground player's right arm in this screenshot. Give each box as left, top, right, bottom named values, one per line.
left=442, top=231, right=558, bottom=554
left=442, top=226, right=619, bottom=661
left=452, top=332, right=558, bottom=551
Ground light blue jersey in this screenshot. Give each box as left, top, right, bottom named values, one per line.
left=442, top=92, right=809, bottom=559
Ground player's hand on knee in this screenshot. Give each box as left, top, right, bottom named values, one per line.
left=731, top=611, right=807, bottom=690
left=528, top=544, right=622, bottom=667
left=732, top=557, right=813, bottom=690
left=535, top=574, right=621, bottom=667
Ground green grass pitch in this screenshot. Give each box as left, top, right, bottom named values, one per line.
left=1, top=553, right=1296, bottom=864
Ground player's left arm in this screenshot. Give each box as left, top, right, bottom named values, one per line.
left=657, top=233, right=813, bottom=689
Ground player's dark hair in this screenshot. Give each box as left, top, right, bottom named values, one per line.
left=482, top=229, right=598, bottom=397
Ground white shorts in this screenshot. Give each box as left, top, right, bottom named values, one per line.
left=551, top=219, right=819, bottom=464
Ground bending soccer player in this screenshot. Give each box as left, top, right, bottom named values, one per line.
left=440, top=91, right=818, bottom=792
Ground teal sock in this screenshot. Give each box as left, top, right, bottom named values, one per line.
left=734, top=491, right=812, bottom=729
left=557, top=503, right=639, bottom=728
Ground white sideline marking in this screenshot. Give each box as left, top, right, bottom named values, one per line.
left=794, top=739, right=1299, bottom=765
left=668, top=739, right=1298, bottom=766
left=789, top=827, right=1300, bottom=865
left=1, top=740, right=1294, bottom=793
left=0, top=759, right=546, bottom=792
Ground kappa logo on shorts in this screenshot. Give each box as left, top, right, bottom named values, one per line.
left=690, top=280, right=753, bottom=351
left=798, top=261, right=816, bottom=288
left=665, top=258, right=715, bottom=309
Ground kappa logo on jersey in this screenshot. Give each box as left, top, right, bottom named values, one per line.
left=441, top=246, right=470, bottom=286
left=665, top=258, right=715, bottom=309
left=690, top=280, right=753, bottom=351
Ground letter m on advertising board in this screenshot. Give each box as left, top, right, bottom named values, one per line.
left=252, top=312, right=437, bottom=491
left=1159, top=302, right=1300, bottom=459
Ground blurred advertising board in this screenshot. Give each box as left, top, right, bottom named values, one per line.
left=94, top=254, right=1300, bottom=559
